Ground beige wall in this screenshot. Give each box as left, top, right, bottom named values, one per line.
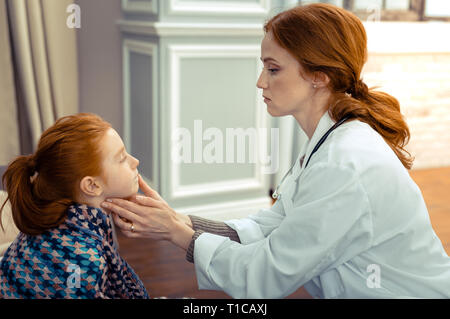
left=76, top=0, right=124, bottom=135
left=364, top=53, right=450, bottom=169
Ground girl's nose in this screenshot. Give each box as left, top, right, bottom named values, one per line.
left=132, top=156, right=139, bottom=168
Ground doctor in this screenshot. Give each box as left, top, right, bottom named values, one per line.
left=102, top=3, right=450, bottom=298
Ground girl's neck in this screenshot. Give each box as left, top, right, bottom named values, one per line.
left=76, top=195, right=106, bottom=212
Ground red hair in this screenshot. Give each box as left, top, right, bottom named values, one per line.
left=265, top=3, right=413, bottom=169
left=1, top=113, right=111, bottom=235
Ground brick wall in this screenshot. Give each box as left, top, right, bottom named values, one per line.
left=362, top=53, right=450, bottom=170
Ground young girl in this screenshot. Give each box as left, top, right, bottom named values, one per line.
left=0, top=113, right=149, bottom=298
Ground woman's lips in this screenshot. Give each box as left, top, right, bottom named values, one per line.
left=263, top=96, right=271, bottom=103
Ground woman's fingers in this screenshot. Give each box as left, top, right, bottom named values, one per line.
left=103, top=190, right=178, bottom=241
left=112, top=212, right=135, bottom=233
left=101, top=199, right=141, bottom=221
left=133, top=194, right=162, bottom=208
left=138, top=174, right=161, bottom=199
left=116, top=227, right=141, bottom=239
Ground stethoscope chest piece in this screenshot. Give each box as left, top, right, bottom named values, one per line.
left=272, top=190, right=280, bottom=200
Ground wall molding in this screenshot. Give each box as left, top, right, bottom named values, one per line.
left=168, top=43, right=268, bottom=200
left=122, top=39, right=159, bottom=190
left=168, top=0, right=270, bottom=16
left=117, top=20, right=264, bottom=37
left=122, top=0, right=158, bottom=14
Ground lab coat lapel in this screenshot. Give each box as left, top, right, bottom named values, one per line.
left=280, top=112, right=336, bottom=215
left=280, top=140, right=305, bottom=215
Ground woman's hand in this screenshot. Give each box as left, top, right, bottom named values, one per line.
left=101, top=175, right=194, bottom=250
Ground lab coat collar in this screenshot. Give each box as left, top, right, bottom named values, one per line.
left=291, top=111, right=336, bottom=179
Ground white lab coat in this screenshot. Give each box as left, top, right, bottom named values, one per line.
left=193, top=111, right=450, bottom=298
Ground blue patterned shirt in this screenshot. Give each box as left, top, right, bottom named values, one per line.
left=0, top=203, right=149, bottom=299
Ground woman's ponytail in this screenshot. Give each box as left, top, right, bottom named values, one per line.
left=348, top=80, right=369, bottom=101
left=330, top=82, right=414, bottom=170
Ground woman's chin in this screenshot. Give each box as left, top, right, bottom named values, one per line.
left=266, top=105, right=282, bottom=117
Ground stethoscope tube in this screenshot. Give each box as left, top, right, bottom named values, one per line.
left=272, top=116, right=350, bottom=200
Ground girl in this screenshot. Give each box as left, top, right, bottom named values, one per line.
left=0, top=113, right=148, bottom=298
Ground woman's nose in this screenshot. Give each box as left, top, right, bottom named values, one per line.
left=256, top=70, right=267, bottom=89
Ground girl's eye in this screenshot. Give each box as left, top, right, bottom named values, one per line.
left=268, top=68, right=279, bottom=74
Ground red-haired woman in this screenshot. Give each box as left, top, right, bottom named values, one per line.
left=105, top=3, right=450, bottom=298
left=0, top=113, right=148, bottom=298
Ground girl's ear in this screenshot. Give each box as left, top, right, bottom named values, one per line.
left=79, top=176, right=104, bottom=197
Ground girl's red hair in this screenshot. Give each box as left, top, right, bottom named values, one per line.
left=265, top=3, right=413, bottom=169
left=1, top=113, right=111, bottom=235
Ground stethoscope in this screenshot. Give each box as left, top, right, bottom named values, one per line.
left=271, top=116, right=351, bottom=200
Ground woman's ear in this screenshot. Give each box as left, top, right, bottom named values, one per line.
left=311, top=71, right=330, bottom=88
left=79, top=176, right=104, bottom=197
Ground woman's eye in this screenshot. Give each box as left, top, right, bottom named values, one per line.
left=120, top=155, right=127, bottom=163
left=268, top=68, right=279, bottom=74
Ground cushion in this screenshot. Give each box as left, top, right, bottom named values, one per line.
left=0, top=190, right=19, bottom=257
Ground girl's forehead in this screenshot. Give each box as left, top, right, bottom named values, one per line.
left=100, top=128, right=124, bottom=157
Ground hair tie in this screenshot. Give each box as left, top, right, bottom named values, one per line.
left=27, top=156, right=38, bottom=184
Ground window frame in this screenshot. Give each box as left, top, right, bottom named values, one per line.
left=344, top=0, right=426, bottom=21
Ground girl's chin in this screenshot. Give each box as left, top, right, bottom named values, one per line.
left=123, top=191, right=139, bottom=201
left=109, top=189, right=138, bottom=201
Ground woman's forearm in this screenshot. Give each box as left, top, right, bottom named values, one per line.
left=184, top=215, right=242, bottom=263
left=188, top=215, right=240, bottom=243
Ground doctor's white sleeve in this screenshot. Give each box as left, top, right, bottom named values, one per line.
left=193, top=163, right=374, bottom=298
left=224, top=198, right=285, bottom=244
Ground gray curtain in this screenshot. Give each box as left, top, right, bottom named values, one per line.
left=0, top=0, right=79, bottom=165
left=0, top=0, right=21, bottom=164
